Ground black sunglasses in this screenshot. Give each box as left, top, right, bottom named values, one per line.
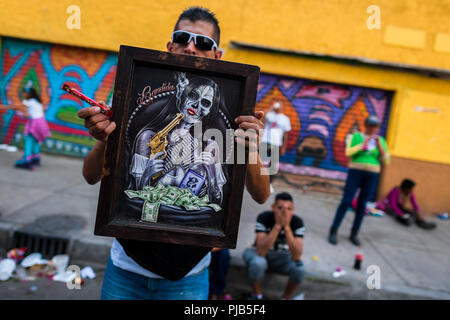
left=171, top=30, right=218, bottom=51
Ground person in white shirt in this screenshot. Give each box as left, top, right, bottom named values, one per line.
left=260, top=101, right=291, bottom=186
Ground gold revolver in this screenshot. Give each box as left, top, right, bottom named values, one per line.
left=147, top=113, right=184, bottom=179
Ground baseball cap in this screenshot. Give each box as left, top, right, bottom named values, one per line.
left=365, top=115, right=380, bottom=126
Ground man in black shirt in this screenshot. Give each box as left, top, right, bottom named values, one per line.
left=78, top=7, right=270, bottom=300
left=243, top=192, right=305, bottom=300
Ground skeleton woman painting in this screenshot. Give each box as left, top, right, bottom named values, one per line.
left=127, top=72, right=232, bottom=209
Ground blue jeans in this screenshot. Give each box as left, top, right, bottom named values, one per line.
left=331, top=169, right=379, bottom=231
left=242, top=248, right=305, bottom=284
left=209, top=249, right=230, bottom=295
left=101, top=257, right=209, bottom=300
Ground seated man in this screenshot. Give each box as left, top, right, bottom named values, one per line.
left=377, top=179, right=436, bottom=230
left=243, top=192, right=305, bottom=300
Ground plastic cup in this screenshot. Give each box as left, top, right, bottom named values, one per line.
left=0, top=258, right=16, bottom=281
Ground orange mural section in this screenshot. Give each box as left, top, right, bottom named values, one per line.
left=50, top=45, right=107, bottom=78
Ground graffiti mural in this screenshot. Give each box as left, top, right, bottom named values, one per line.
left=1, top=38, right=392, bottom=181
left=0, top=37, right=117, bottom=157
left=256, top=74, right=392, bottom=180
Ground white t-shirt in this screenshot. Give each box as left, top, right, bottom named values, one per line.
left=110, top=239, right=211, bottom=279
left=22, top=98, right=44, bottom=119
left=261, top=111, right=291, bottom=146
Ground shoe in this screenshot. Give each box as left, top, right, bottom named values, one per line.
left=248, top=294, right=263, bottom=300
left=328, top=227, right=338, bottom=245
left=292, top=292, right=305, bottom=300
left=14, top=160, right=34, bottom=171
left=416, top=219, right=436, bottom=230
left=31, top=157, right=41, bottom=166
left=396, top=214, right=412, bottom=226
left=350, top=229, right=361, bottom=246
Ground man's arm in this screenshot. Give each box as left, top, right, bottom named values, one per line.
left=235, top=111, right=270, bottom=204
left=283, top=226, right=303, bottom=261
left=281, top=131, right=289, bottom=156
left=83, top=140, right=106, bottom=185
left=255, top=226, right=282, bottom=257
left=245, top=154, right=270, bottom=204
left=78, top=103, right=116, bottom=185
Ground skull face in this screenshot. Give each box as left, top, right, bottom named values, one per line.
left=181, top=85, right=214, bottom=124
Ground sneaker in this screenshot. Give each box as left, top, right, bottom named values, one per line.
left=396, top=214, right=412, bottom=226
left=292, top=292, right=305, bottom=300
left=14, top=160, right=34, bottom=171
left=349, top=234, right=361, bottom=246
left=416, top=219, right=436, bottom=230
left=328, top=228, right=338, bottom=245
left=31, top=157, right=41, bottom=166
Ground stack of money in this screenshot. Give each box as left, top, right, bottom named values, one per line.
left=124, top=183, right=221, bottom=223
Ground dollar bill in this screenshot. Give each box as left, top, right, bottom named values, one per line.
left=141, top=200, right=160, bottom=223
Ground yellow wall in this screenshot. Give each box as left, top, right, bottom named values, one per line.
left=1, top=0, right=449, bottom=164
left=0, top=0, right=449, bottom=70
left=393, top=90, right=450, bottom=164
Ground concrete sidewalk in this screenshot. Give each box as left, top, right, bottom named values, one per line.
left=0, top=149, right=449, bottom=299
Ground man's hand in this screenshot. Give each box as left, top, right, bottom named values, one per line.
left=77, top=101, right=116, bottom=141
left=275, top=210, right=292, bottom=228
left=234, top=111, right=265, bottom=152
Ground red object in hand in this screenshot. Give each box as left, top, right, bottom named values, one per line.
left=61, top=83, right=112, bottom=117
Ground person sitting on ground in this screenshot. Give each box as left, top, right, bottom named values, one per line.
left=377, top=179, right=436, bottom=230
left=243, top=192, right=305, bottom=300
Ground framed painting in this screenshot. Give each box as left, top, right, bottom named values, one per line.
left=94, top=45, right=260, bottom=248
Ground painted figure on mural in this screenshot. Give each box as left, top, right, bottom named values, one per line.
left=260, top=100, right=291, bottom=191
left=0, top=81, right=50, bottom=170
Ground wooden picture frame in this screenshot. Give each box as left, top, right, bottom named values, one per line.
left=94, top=45, right=260, bottom=249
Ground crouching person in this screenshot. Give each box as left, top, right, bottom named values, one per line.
left=243, top=192, right=305, bottom=300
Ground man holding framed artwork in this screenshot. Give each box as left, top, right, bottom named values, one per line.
left=78, top=7, right=270, bottom=300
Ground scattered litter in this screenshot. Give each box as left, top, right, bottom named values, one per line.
left=368, top=208, right=384, bottom=217
left=75, top=276, right=84, bottom=286
left=437, top=212, right=448, bottom=220
left=312, top=256, right=319, bottom=261
left=28, top=286, right=38, bottom=293
left=292, top=292, right=305, bottom=300
left=81, top=266, right=96, bottom=279
left=5, top=146, right=18, bottom=152
left=21, top=253, right=48, bottom=268
left=1, top=251, right=96, bottom=286
left=0, top=258, right=16, bottom=281
left=332, top=267, right=346, bottom=278
left=7, top=247, right=27, bottom=263
left=52, top=271, right=78, bottom=283
left=354, top=253, right=363, bottom=270
left=52, top=254, right=69, bottom=275
left=0, top=144, right=18, bottom=152
left=13, top=265, right=36, bottom=282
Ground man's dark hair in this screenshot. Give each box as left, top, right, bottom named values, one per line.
left=275, top=192, right=293, bottom=203
left=24, top=87, right=41, bottom=103
left=174, top=6, right=220, bottom=45
left=400, top=179, right=416, bottom=190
